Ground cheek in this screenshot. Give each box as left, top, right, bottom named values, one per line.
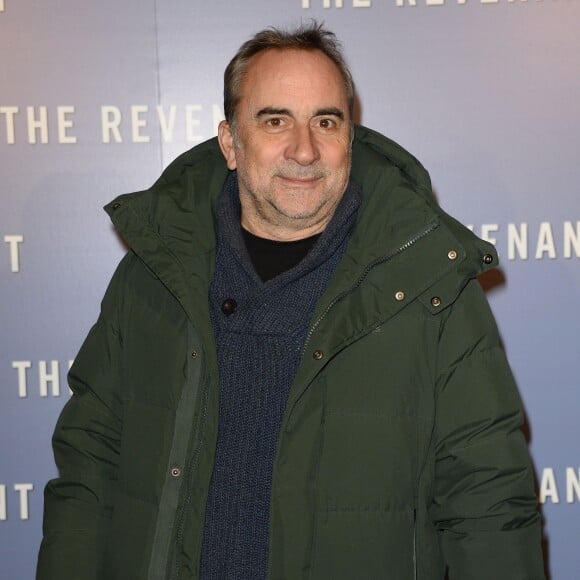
left=246, top=149, right=280, bottom=177
left=324, top=142, right=351, bottom=168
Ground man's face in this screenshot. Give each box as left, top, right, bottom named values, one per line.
left=218, top=48, right=352, bottom=240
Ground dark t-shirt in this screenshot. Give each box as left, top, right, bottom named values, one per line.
left=241, top=228, right=321, bottom=282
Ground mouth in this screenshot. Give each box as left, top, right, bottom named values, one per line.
left=279, top=176, right=319, bottom=184
left=276, top=172, right=325, bottom=186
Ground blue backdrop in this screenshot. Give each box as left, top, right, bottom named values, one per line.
left=1, top=1, right=578, bottom=578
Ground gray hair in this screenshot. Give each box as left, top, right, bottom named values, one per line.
left=223, top=21, right=355, bottom=126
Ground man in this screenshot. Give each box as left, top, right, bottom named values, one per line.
left=37, top=22, right=544, bottom=580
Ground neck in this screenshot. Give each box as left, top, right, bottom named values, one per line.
left=240, top=214, right=330, bottom=241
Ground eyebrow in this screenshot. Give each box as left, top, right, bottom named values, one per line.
left=255, top=107, right=345, bottom=120
left=256, top=107, right=291, bottom=118
left=314, top=107, right=345, bottom=120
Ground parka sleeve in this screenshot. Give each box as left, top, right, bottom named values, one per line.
left=429, top=279, right=545, bottom=579
left=36, top=255, right=130, bottom=580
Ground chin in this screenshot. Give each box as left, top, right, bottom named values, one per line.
left=277, top=204, right=328, bottom=222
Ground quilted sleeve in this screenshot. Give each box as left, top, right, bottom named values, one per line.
left=36, top=256, right=131, bottom=580
left=429, top=279, right=545, bottom=580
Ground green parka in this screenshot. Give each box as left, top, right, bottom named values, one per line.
left=37, top=126, right=544, bottom=580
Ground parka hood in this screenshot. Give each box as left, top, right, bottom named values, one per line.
left=105, top=125, right=498, bottom=319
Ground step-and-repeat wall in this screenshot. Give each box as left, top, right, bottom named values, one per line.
left=1, top=1, right=578, bottom=578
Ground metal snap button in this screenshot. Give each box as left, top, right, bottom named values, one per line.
left=395, top=291, right=405, bottom=301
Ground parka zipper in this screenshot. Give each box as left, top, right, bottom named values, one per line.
left=302, top=221, right=439, bottom=354
left=171, top=357, right=211, bottom=580
left=295, top=224, right=435, bottom=580
left=413, top=507, right=418, bottom=580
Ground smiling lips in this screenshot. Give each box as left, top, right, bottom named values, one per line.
left=280, top=176, right=320, bottom=185
left=275, top=168, right=329, bottom=184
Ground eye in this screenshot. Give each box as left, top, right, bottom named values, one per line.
left=315, top=117, right=338, bottom=131
left=265, top=117, right=285, bottom=129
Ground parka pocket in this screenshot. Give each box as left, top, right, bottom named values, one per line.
left=309, top=504, right=417, bottom=580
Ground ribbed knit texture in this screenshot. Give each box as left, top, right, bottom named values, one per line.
left=199, top=172, right=361, bottom=580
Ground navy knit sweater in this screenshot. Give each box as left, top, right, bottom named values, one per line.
left=199, top=173, right=361, bottom=579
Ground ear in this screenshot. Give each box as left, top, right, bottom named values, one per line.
left=218, top=120, right=237, bottom=170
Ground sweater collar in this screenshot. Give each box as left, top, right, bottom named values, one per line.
left=215, top=171, right=362, bottom=286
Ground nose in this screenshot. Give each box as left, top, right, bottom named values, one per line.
left=285, top=124, right=320, bottom=166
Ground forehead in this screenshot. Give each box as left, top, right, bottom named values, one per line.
left=239, top=49, right=348, bottom=113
